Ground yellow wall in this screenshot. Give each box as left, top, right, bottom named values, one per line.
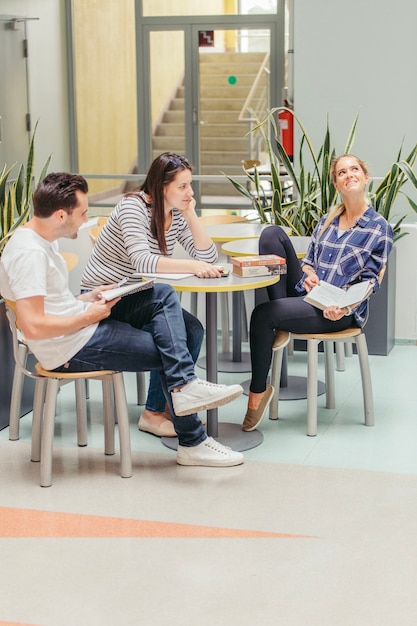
left=72, top=0, right=235, bottom=196
left=73, top=0, right=137, bottom=195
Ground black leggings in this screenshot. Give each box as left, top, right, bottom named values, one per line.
left=250, top=226, right=353, bottom=393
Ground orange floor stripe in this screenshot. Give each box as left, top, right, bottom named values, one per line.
left=0, top=507, right=314, bottom=539
left=0, top=622, right=38, bottom=626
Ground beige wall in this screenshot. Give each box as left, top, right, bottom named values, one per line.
left=72, top=0, right=233, bottom=195
left=73, top=0, right=137, bottom=195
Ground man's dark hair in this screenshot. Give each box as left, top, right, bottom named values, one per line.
left=33, top=172, right=88, bottom=218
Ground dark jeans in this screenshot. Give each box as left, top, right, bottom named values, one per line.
left=54, top=283, right=206, bottom=447
left=145, top=308, right=203, bottom=413
left=250, top=226, right=353, bottom=393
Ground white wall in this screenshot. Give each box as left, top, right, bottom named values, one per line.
left=0, top=0, right=70, bottom=173
left=395, top=224, right=417, bottom=342
left=293, top=0, right=417, bottom=223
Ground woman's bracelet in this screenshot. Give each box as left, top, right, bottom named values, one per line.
left=344, top=306, right=353, bottom=316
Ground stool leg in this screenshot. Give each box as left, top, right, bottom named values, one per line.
left=345, top=342, right=353, bottom=357
left=112, top=373, right=132, bottom=478
left=40, top=378, right=60, bottom=487
left=335, top=341, right=345, bottom=371
left=324, top=341, right=336, bottom=409
left=31, top=378, right=46, bottom=463
left=136, top=371, right=147, bottom=405
left=102, top=378, right=115, bottom=455
left=355, top=334, right=374, bottom=426
left=306, top=339, right=318, bottom=436
left=75, top=379, right=88, bottom=447
left=269, top=346, right=284, bottom=420
left=9, top=343, right=28, bottom=440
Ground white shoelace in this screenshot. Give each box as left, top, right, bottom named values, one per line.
left=204, top=437, right=232, bottom=453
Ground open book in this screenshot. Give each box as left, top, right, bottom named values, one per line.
left=304, top=280, right=373, bottom=311
left=100, top=278, right=155, bottom=301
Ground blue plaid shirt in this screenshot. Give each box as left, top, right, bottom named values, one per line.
left=295, top=206, right=393, bottom=326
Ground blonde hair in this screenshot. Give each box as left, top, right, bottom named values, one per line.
left=319, top=154, right=369, bottom=236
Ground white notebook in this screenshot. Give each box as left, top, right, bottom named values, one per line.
left=100, top=278, right=155, bottom=301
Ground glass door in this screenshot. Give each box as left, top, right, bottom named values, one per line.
left=139, top=20, right=280, bottom=209
left=194, top=26, right=271, bottom=207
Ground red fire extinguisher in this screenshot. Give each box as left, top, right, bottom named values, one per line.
left=278, top=106, right=294, bottom=161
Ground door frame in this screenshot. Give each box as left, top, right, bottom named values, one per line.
left=135, top=10, right=285, bottom=183
left=0, top=15, right=35, bottom=168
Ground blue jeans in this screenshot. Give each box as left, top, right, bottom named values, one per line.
left=145, top=308, right=203, bottom=413
left=55, top=283, right=206, bottom=447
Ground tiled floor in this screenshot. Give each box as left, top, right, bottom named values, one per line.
left=1, top=342, right=417, bottom=625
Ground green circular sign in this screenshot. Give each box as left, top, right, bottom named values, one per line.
left=228, top=75, right=237, bottom=85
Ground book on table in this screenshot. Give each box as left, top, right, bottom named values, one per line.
left=232, top=263, right=287, bottom=277
left=303, top=280, right=373, bottom=311
left=100, top=278, right=155, bottom=301
left=230, top=254, right=286, bottom=267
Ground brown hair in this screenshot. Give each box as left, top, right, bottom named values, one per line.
left=33, top=172, right=88, bottom=218
left=135, top=152, right=193, bottom=255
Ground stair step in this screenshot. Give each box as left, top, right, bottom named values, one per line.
left=200, top=151, right=250, bottom=166
left=201, top=99, right=245, bottom=111
left=199, top=61, right=264, bottom=75
left=152, top=137, right=185, bottom=151
left=200, top=124, right=247, bottom=138
left=154, top=124, right=184, bottom=137
left=199, top=52, right=266, bottom=63
left=200, top=74, right=258, bottom=87
left=200, top=86, right=250, bottom=99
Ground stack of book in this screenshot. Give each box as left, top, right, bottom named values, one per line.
left=231, top=254, right=287, bottom=277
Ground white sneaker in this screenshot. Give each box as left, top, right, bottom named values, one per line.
left=177, top=437, right=244, bottom=467
left=171, top=378, right=243, bottom=417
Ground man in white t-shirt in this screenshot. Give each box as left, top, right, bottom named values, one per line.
left=0, top=172, right=244, bottom=468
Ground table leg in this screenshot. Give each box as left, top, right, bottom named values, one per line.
left=162, top=289, right=263, bottom=452
left=205, top=292, right=218, bottom=438
left=215, top=291, right=252, bottom=373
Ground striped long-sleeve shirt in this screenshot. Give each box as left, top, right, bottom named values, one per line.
left=81, top=192, right=218, bottom=288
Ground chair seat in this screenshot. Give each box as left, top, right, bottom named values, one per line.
left=292, top=326, right=362, bottom=341
left=35, top=363, right=115, bottom=379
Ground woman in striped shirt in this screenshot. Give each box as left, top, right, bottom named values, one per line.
left=81, top=153, right=222, bottom=437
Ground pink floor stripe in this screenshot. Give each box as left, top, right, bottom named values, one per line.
left=0, top=506, right=315, bottom=539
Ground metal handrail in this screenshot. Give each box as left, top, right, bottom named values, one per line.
left=238, top=52, right=270, bottom=159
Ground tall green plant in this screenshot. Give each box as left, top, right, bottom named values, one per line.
left=225, top=108, right=417, bottom=240
left=0, top=122, right=51, bottom=255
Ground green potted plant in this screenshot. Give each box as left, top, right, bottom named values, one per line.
left=0, top=122, right=51, bottom=430
left=224, top=109, right=417, bottom=355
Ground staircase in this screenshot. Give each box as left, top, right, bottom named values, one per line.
left=152, top=52, right=269, bottom=198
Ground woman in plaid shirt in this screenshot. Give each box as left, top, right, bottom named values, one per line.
left=243, top=154, right=394, bottom=432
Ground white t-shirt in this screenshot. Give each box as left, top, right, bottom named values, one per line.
left=0, top=228, right=98, bottom=369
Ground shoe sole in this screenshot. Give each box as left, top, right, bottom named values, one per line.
left=176, top=456, right=244, bottom=467
left=173, top=388, right=243, bottom=417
